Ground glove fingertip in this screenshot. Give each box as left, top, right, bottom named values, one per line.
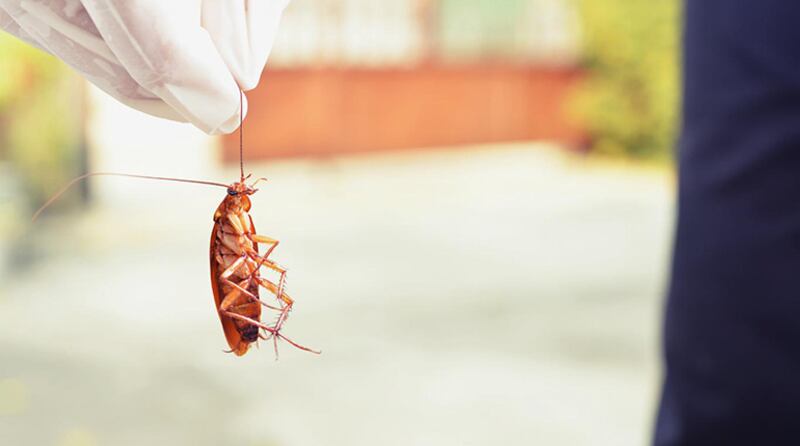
left=207, top=94, right=248, bottom=135
left=238, top=72, right=261, bottom=91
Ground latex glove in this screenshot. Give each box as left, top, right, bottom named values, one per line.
left=0, top=0, right=289, bottom=134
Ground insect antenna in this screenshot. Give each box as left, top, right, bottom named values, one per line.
left=237, top=90, right=268, bottom=190
left=32, top=172, right=230, bottom=222
left=239, top=88, right=245, bottom=183
left=35, top=92, right=250, bottom=221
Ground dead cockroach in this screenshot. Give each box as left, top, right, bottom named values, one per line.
left=33, top=91, right=319, bottom=358
left=209, top=173, right=319, bottom=357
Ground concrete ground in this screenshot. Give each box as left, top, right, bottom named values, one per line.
left=0, top=143, right=674, bottom=446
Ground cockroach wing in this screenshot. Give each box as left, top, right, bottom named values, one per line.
left=210, top=219, right=249, bottom=355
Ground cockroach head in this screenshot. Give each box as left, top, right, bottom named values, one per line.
left=227, top=181, right=256, bottom=196
left=227, top=175, right=267, bottom=196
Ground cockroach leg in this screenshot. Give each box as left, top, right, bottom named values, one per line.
left=255, top=276, right=294, bottom=332
left=227, top=214, right=244, bottom=235
left=221, top=234, right=243, bottom=254
left=243, top=248, right=290, bottom=316
left=276, top=332, right=320, bottom=355
left=222, top=277, right=283, bottom=311
left=221, top=311, right=275, bottom=334
left=247, top=252, right=286, bottom=287
left=220, top=255, right=247, bottom=280
left=219, top=283, right=261, bottom=317
left=243, top=248, right=286, bottom=293
left=219, top=287, right=242, bottom=312
left=218, top=254, right=286, bottom=316
left=223, top=310, right=320, bottom=355
left=248, top=234, right=280, bottom=259
left=238, top=213, right=250, bottom=234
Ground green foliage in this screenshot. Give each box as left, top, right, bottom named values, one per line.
left=0, top=36, right=57, bottom=103
left=0, top=33, right=82, bottom=208
left=570, top=0, right=681, bottom=160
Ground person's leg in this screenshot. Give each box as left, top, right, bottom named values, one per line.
left=656, top=1, right=800, bottom=444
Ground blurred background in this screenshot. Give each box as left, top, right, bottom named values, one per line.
left=0, top=1, right=679, bottom=445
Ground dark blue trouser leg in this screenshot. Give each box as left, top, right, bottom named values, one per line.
left=655, top=1, right=800, bottom=444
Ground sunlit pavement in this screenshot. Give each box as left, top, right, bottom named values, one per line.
left=0, top=143, right=674, bottom=446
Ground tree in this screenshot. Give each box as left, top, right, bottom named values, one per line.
left=570, top=0, right=681, bottom=160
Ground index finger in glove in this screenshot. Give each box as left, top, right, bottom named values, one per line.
left=82, top=0, right=246, bottom=134
left=201, top=0, right=289, bottom=90
left=0, top=4, right=50, bottom=52
left=0, top=0, right=185, bottom=121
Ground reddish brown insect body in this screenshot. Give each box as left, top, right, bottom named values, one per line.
left=210, top=188, right=262, bottom=355
left=209, top=179, right=318, bottom=357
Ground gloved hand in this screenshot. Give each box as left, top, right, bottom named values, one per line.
left=0, top=0, right=289, bottom=134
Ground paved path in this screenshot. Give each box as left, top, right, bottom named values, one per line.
left=0, top=144, right=673, bottom=446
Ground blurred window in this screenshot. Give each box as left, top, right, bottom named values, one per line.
left=270, top=0, right=579, bottom=67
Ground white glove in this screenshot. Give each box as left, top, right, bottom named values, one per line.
left=0, top=0, right=289, bottom=134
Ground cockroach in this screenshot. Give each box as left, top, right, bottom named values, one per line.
left=209, top=173, right=320, bottom=357
left=33, top=91, right=319, bottom=358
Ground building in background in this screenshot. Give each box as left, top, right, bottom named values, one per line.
left=224, top=0, right=584, bottom=160
left=270, top=0, right=579, bottom=67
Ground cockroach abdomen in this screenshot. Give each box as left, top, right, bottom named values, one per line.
left=241, top=324, right=259, bottom=343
